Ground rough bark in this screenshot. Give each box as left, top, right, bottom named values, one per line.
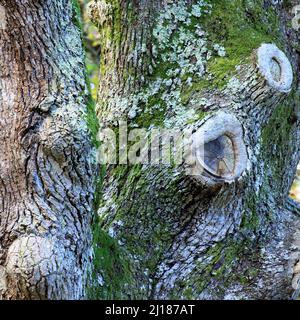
left=0, top=0, right=96, bottom=299
left=89, top=0, right=300, bottom=300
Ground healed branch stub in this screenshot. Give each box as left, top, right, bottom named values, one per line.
left=190, top=112, right=248, bottom=185
left=256, top=43, right=293, bottom=93
left=188, top=44, right=293, bottom=186
left=234, top=43, right=294, bottom=118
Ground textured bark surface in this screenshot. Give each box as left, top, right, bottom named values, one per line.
left=0, top=0, right=299, bottom=301
left=0, top=0, right=96, bottom=299
left=89, top=0, right=300, bottom=300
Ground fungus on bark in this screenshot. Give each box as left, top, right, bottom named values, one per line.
left=190, top=112, right=248, bottom=185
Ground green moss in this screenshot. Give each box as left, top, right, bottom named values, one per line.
left=175, top=233, right=262, bottom=299
left=97, top=0, right=122, bottom=46
left=71, top=0, right=83, bottom=31
left=104, top=166, right=184, bottom=276
left=97, top=0, right=136, bottom=78
left=241, top=210, right=259, bottom=231
left=94, top=166, right=107, bottom=208
left=241, top=193, right=260, bottom=232
left=260, top=90, right=297, bottom=194
left=182, top=287, right=194, bottom=300
left=261, top=99, right=294, bottom=157
left=203, top=0, right=283, bottom=88
left=134, top=97, right=167, bottom=128
left=88, top=220, right=134, bottom=300
left=85, top=95, right=100, bottom=148
left=83, top=78, right=100, bottom=159
left=180, top=80, right=210, bottom=105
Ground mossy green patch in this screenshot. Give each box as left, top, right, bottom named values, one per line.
left=97, top=0, right=136, bottom=78
left=103, top=0, right=122, bottom=45
left=105, top=165, right=184, bottom=276
left=241, top=193, right=260, bottom=232
left=177, top=236, right=260, bottom=299
left=71, top=0, right=83, bottom=31
left=85, top=94, right=100, bottom=148
left=88, top=220, right=133, bottom=300
left=134, top=97, right=167, bottom=128
left=203, top=0, right=283, bottom=88
left=260, top=90, right=297, bottom=196
left=180, top=80, right=210, bottom=105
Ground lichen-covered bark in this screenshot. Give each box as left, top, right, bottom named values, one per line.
left=89, top=0, right=300, bottom=300
left=0, top=0, right=96, bottom=299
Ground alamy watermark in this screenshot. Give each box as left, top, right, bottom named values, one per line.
left=96, top=121, right=206, bottom=177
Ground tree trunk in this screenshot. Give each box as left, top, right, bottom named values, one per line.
left=88, top=0, right=300, bottom=300
left=1, top=0, right=300, bottom=301
left=0, top=0, right=96, bottom=299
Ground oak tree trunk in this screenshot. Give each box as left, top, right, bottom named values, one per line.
left=1, top=0, right=300, bottom=301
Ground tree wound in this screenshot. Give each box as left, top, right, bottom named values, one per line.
left=191, top=112, right=247, bottom=184
left=270, top=57, right=281, bottom=82
left=202, top=135, right=235, bottom=177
